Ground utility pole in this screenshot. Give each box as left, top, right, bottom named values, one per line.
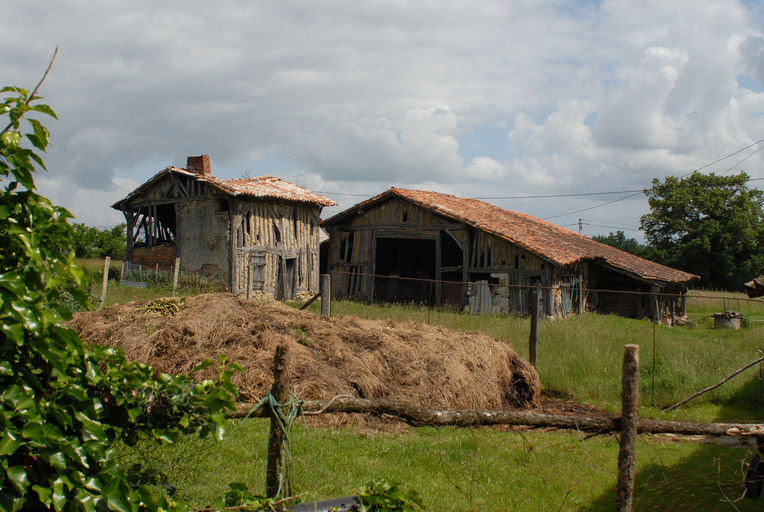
left=578, top=218, right=583, bottom=234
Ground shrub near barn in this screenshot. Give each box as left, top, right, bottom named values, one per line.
left=0, top=78, right=249, bottom=509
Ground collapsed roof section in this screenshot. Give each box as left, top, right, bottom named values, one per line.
left=112, top=155, right=335, bottom=210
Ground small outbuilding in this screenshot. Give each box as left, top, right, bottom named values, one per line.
left=322, top=188, right=698, bottom=321
left=112, top=155, right=335, bottom=299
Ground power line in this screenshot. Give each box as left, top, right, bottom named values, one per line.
left=474, top=189, right=643, bottom=199
left=584, top=222, right=641, bottom=232
left=687, top=135, right=764, bottom=176
left=314, top=191, right=372, bottom=197
left=544, top=191, right=643, bottom=220
left=315, top=154, right=764, bottom=227
left=721, top=145, right=764, bottom=175
left=544, top=137, right=764, bottom=220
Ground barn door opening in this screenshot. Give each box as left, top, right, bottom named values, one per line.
left=276, top=256, right=297, bottom=300
left=249, top=252, right=266, bottom=292
left=374, top=237, right=435, bottom=303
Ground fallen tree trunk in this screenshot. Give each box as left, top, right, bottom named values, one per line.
left=663, top=354, right=764, bottom=412
left=230, top=397, right=764, bottom=437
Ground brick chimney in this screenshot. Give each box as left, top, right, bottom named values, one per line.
left=186, top=155, right=210, bottom=176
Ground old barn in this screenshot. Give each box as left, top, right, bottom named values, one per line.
left=322, top=188, right=698, bottom=321
left=112, top=155, right=335, bottom=299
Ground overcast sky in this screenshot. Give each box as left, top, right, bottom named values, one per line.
left=4, top=1, right=764, bottom=238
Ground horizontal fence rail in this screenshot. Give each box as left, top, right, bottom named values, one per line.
left=229, top=396, right=764, bottom=437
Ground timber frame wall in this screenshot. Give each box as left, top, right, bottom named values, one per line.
left=324, top=196, right=687, bottom=321
left=229, top=198, right=322, bottom=298
left=117, top=170, right=321, bottom=298
left=324, top=196, right=585, bottom=316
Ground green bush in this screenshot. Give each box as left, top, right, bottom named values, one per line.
left=0, top=79, right=240, bottom=510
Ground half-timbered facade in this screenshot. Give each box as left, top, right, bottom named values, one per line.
left=112, top=155, right=335, bottom=298
left=322, top=188, right=698, bottom=321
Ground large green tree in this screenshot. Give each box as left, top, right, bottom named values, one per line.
left=640, top=171, right=764, bottom=290
left=591, top=230, right=650, bottom=259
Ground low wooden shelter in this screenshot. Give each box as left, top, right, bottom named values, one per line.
left=112, top=155, right=335, bottom=299
left=322, top=188, right=698, bottom=321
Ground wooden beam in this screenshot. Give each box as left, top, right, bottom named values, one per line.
left=336, top=223, right=465, bottom=232
left=231, top=396, right=764, bottom=438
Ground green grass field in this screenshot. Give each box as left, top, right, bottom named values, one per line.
left=82, top=267, right=764, bottom=509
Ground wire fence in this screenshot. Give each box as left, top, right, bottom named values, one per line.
left=328, top=269, right=764, bottom=324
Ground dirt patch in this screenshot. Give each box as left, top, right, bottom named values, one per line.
left=69, top=293, right=541, bottom=422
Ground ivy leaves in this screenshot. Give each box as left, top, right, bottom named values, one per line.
left=0, top=80, right=239, bottom=511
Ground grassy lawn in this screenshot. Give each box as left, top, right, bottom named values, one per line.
left=119, top=418, right=759, bottom=511
left=80, top=269, right=764, bottom=509
left=300, top=295, right=764, bottom=422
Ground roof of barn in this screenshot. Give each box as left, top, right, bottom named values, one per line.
left=112, top=167, right=336, bottom=209
left=323, top=187, right=698, bottom=285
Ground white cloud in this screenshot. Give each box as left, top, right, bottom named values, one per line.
left=1, top=0, right=763, bottom=235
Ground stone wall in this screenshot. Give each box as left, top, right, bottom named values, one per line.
left=177, top=199, right=230, bottom=283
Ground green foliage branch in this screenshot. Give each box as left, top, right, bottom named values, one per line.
left=640, top=171, right=764, bottom=290
left=591, top=230, right=650, bottom=259
left=0, top=81, right=240, bottom=510
left=72, top=223, right=126, bottom=260
left=356, top=480, right=424, bottom=512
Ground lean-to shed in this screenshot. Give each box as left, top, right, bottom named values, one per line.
left=112, top=155, right=335, bottom=299
left=322, top=188, right=698, bottom=321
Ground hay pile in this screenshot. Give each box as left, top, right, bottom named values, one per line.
left=69, top=294, right=540, bottom=413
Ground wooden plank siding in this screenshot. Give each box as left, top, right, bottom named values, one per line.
left=231, top=201, right=321, bottom=297
left=325, top=196, right=587, bottom=317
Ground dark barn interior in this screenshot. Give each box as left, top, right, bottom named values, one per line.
left=374, top=237, right=435, bottom=303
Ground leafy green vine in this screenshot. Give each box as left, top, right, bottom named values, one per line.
left=0, top=60, right=239, bottom=511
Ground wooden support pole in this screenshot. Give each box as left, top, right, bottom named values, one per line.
left=321, top=274, right=331, bottom=318
left=617, top=344, right=640, bottom=512
left=99, top=256, right=110, bottom=309
left=246, top=259, right=252, bottom=300
left=266, top=343, right=292, bottom=499
left=171, top=257, right=181, bottom=296
left=120, top=260, right=126, bottom=282
left=529, top=286, right=539, bottom=366
left=299, top=292, right=321, bottom=311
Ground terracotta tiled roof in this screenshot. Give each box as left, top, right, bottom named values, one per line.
left=205, top=173, right=335, bottom=206
left=325, top=187, right=697, bottom=284
left=113, top=167, right=335, bottom=209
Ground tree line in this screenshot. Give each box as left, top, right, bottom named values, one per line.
left=593, top=172, right=764, bottom=291
left=71, top=222, right=126, bottom=259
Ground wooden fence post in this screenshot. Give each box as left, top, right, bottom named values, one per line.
left=99, top=256, right=110, bottom=309
left=266, top=343, right=292, bottom=499
left=171, top=257, right=181, bottom=296
left=321, top=274, right=331, bottom=318
left=617, top=344, right=640, bottom=512
left=246, top=257, right=252, bottom=301
left=528, top=286, right=539, bottom=366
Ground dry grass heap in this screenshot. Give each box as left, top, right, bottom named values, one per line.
left=70, top=293, right=540, bottom=413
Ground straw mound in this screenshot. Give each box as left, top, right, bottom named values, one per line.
left=69, top=293, right=541, bottom=414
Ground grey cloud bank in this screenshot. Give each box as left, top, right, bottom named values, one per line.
left=2, top=0, right=762, bottom=235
